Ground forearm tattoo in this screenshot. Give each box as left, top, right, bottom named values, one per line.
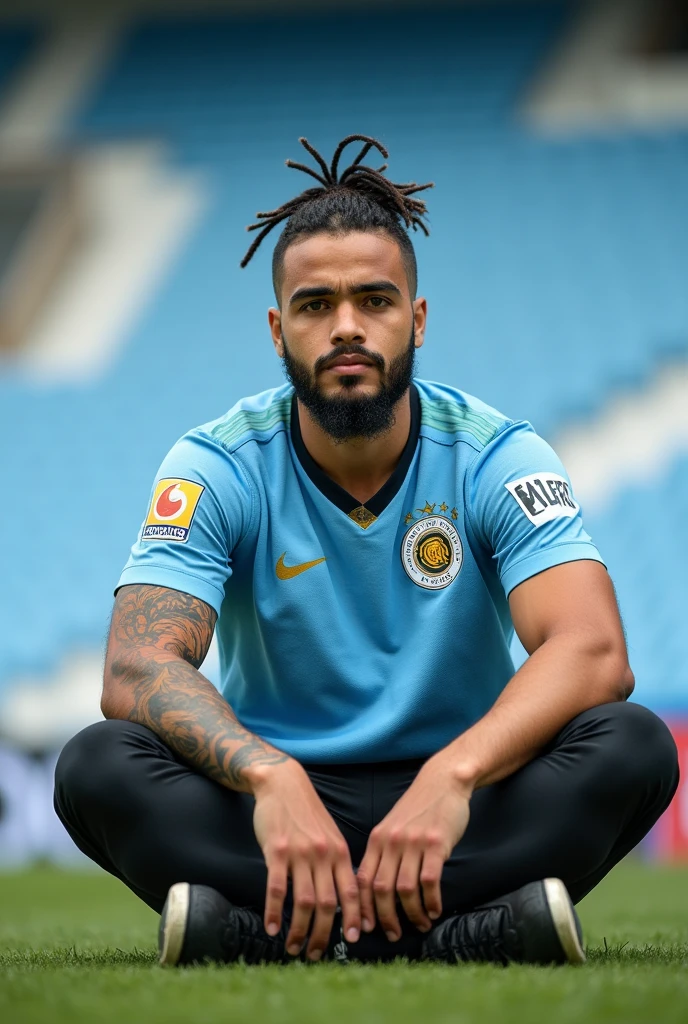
left=106, top=585, right=289, bottom=789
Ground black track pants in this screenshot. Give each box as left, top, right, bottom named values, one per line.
left=54, top=702, right=679, bottom=929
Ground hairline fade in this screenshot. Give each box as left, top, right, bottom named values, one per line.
left=271, top=203, right=420, bottom=306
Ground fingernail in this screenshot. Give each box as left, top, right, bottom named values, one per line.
left=308, top=950, right=322, bottom=962
left=346, top=928, right=359, bottom=943
left=362, top=918, right=373, bottom=932
left=420, top=924, right=431, bottom=933
left=266, top=922, right=279, bottom=936
left=287, top=944, right=301, bottom=956
left=429, top=912, right=439, bottom=921
left=385, top=931, right=399, bottom=943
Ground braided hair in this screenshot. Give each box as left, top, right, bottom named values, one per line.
left=240, top=135, right=433, bottom=299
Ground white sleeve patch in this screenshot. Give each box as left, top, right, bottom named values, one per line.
left=505, top=472, right=579, bottom=527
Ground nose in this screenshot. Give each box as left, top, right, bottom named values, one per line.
left=330, top=301, right=366, bottom=346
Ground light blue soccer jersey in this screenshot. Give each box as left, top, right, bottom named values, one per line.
left=118, top=380, right=603, bottom=763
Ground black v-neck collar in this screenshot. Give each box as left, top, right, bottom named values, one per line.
left=290, top=383, right=420, bottom=520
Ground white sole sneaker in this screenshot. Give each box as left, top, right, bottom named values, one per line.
left=159, top=881, right=190, bottom=966
left=544, top=877, right=586, bottom=964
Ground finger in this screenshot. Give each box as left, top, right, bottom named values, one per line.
left=357, top=845, right=382, bottom=933
left=334, top=858, right=361, bottom=945
left=396, top=848, right=431, bottom=932
left=285, top=861, right=315, bottom=956
left=264, top=854, right=288, bottom=937
left=373, top=847, right=402, bottom=941
left=420, top=849, right=444, bottom=921
left=306, top=862, right=338, bottom=961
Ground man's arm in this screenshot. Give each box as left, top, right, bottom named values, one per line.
left=357, top=559, right=634, bottom=940
left=102, top=583, right=288, bottom=789
left=103, top=583, right=361, bottom=959
left=436, top=559, right=634, bottom=789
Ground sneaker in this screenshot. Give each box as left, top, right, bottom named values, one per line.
left=158, top=882, right=289, bottom=965
left=324, top=912, right=423, bottom=964
left=421, top=878, right=585, bottom=965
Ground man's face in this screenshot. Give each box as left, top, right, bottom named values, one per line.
left=268, top=231, right=427, bottom=441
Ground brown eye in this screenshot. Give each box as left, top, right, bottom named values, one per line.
left=365, top=296, right=388, bottom=308
left=305, top=300, right=326, bottom=311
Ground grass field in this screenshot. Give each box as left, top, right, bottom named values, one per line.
left=1, top=861, right=687, bottom=1024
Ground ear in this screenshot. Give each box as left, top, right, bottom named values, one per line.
left=268, top=307, right=284, bottom=358
left=412, top=297, right=427, bottom=349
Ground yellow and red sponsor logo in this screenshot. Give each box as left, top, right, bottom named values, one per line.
left=142, top=478, right=204, bottom=543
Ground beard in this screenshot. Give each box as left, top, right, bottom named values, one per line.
left=281, top=328, right=416, bottom=442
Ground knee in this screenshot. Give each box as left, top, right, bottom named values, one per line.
left=591, top=702, right=679, bottom=792
left=54, top=719, right=153, bottom=812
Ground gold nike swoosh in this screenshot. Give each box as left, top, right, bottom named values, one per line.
left=275, top=552, right=326, bottom=580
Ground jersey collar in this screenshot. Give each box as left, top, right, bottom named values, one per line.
left=290, top=383, right=420, bottom=528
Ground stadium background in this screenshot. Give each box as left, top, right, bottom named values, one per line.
left=0, top=0, right=687, bottom=867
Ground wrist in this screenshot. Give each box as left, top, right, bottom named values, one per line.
left=242, top=756, right=301, bottom=796
left=422, top=749, right=478, bottom=797
left=428, top=747, right=481, bottom=796
left=450, top=759, right=480, bottom=796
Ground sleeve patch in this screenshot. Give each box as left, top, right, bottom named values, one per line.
left=505, top=472, right=578, bottom=528
left=142, top=478, right=205, bottom=543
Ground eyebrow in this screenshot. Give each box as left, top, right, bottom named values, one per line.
left=289, top=280, right=402, bottom=305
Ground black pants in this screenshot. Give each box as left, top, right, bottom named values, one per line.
left=54, top=702, right=678, bottom=932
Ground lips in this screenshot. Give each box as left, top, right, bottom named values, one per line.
left=324, top=354, right=376, bottom=372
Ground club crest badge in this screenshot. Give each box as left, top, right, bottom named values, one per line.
left=401, top=515, right=463, bottom=590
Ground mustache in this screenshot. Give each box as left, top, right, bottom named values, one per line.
left=314, top=345, right=385, bottom=374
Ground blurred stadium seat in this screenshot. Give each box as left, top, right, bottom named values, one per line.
left=0, top=2, right=686, bottom=733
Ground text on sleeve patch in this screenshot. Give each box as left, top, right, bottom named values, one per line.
left=505, top=472, right=578, bottom=527
left=142, top=478, right=205, bottom=543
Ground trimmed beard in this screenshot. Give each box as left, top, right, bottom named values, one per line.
left=281, top=328, right=416, bottom=442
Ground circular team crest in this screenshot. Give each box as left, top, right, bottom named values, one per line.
left=401, top=516, right=463, bottom=590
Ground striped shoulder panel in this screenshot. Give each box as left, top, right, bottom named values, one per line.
left=207, top=394, right=292, bottom=451
left=420, top=394, right=505, bottom=448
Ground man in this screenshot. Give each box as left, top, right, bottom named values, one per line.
left=55, top=135, right=679, bottom=967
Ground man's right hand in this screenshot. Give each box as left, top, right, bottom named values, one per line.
left=250, top=759, right=361, bottom=961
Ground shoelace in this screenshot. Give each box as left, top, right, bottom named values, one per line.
left=443, top=905, right=512, bottom=964
left=220, top=907, right=288, bottom=964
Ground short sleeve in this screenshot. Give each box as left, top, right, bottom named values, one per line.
left=466, top=421, right=604, bottom=597
left=116, top=431, right=254, bottom=614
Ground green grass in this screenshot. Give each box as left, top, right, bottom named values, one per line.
left=1, top=862, right=687, bottom=1024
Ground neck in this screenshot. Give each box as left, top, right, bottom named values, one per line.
left=297, top=389, right=412, bottom=505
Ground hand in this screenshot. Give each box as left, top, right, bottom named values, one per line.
left=251, top=759, right=361, bottom=960
left=357, top=756, right=472, bottom=940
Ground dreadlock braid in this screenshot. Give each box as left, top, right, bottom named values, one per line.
left=240, top=135, right=434, bottom=299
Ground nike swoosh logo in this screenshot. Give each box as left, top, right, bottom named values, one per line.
left=275, top=552, right=326, bottom=580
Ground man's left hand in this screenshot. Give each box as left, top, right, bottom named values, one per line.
left=356, top=755, right=472, bottom=939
